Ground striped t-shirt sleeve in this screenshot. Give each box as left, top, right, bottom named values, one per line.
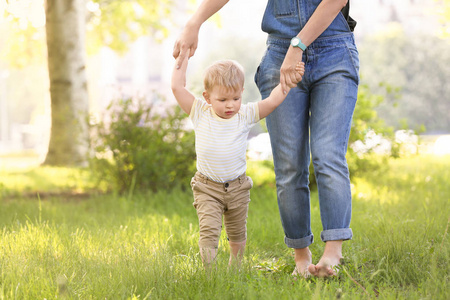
left=242, top=101, right=260, bottom=126
left=189, top=98, right=205, bottom=128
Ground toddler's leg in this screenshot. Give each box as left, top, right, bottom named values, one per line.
left=200, top=247, right=218, bottom=266
left=191, top=173, right=227, bottom=269
left=224, top=199, right=250, bottom=266
left=228, top=240, right=246, bottom=265
left=194, top=196, right=224, bottom=268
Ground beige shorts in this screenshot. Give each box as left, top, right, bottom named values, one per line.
left=190, top=172, right=253, bottom=249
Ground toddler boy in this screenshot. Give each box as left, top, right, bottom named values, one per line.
left=171, top=52, right=304, bottom=266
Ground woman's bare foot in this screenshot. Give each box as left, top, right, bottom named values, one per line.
left=308, top=240, right=343, bottom=278
left=292, top=247, right=312, bottom=278
left=308, top=257, right=341, bottom=277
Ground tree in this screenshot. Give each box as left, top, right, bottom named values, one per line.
left=44, top=0, right=174, bottom=166
left=44, top=0, right=89, bottom=166
left=1, top=0, right=171, bottom=166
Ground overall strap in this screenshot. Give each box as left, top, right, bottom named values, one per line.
left=341, top=1, right=357, bottom=32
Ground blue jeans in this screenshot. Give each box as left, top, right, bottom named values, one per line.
left=255, top=34, right=359, bottom=249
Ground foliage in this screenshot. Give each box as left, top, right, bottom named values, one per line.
left=90, top=97, right=196, bottom=193
left=0, top=20, right=46, bottom=68
left=359, top=26, right=450, bottom=132
left=86, top=0, right=174, bottom=54
left=309, top=83, right=399, bottom=188
left=347, top=84, right=397, bottom=174
left=0, top=155, right=448, bottom=299
left=436, top=0, right=450, bottom=38
left=1, top=0, right=177, bottom=68
left=0, top=0, right=47, bottom=68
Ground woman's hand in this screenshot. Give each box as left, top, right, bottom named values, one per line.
left=280, top=47, right=304, bottom=93
left=173, top=23, right=200, bottom=69
left=172, top=0, right=229, bottom=68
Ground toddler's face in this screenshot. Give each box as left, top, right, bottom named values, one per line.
left=203, top=85, right=243, bottom=119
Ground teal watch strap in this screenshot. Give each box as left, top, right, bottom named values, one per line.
left=290, top=37, right=306, bottom=51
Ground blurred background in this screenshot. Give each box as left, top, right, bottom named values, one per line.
left=0, top=0, right=449, bottom=168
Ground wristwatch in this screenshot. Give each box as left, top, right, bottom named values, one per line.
left=290, top=36, right=306, bottom=51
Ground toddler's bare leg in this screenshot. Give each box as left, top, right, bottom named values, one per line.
left=200, top=247, right=218, bottom=268
left=293, top=247, right=312, bottom=278
left=228, top=240, right=246, bottom=265
left=308, top=240, right=343, bottom=278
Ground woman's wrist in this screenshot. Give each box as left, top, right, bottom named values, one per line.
left=186, top=19, right=202, bottom=32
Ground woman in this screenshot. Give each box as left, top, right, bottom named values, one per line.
left=173, top=0, right=359, bottom=278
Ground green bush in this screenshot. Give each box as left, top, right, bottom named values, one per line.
left=90, top=98, right=196, bottom=193
left=309, top=83, right=401, bottom=189
left=347, top=83, right=396, bottom=176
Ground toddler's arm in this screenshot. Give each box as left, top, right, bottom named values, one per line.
left=171, top=50, right=195, bottom=115
left=258, top=62, right=305, bottom=119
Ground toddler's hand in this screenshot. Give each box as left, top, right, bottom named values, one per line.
left=296, top=61, right=305, bottom=77
left=293, top=61, right=305, bottom=84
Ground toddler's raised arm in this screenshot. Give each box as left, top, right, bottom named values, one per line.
left=171, top=50, right=195, bottom=115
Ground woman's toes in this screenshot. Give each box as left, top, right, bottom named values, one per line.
left=307, top=264, right=318, bottom=276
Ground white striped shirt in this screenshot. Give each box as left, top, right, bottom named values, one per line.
left=189, top=98, right=260, bottom=182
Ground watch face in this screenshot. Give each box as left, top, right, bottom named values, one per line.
left=291, top=38, right=299, bottom=46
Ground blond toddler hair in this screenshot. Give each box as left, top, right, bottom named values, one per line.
left=203, top=60, right=245, bottom=92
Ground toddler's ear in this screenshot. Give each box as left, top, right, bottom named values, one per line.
left=203, top=91, right=211, bottom=103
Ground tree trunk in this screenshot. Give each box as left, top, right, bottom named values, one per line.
left=44, top=0, right=89, bottom=166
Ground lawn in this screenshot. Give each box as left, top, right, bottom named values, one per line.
left=0, top=155, right=448, bottom=299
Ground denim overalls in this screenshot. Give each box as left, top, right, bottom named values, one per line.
left=255, top=0, right=359, bottom=249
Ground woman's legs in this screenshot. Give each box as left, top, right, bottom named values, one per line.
left=256, top=44, right=315, bottom=276
left=306, top=37, right=359, bottom=277
left=266, top=88, right=314, bottom=277
left=256, top=36, right=359, bottom=278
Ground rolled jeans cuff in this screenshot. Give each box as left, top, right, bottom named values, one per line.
left=285, top=234, right=314, bottom=249
left=320, top=228, right=353, bottom=242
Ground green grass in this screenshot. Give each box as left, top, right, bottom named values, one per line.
left=0, top=155, right=449, bottom=299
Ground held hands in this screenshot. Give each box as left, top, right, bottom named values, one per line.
left=258, top=60, right=305, bottom=119
left=295, top=61, right=305, bottom=79
left=173, top=23, right=200, bottom=69
left=283, top=61, right=305, bottom=94
left=280, top=47, right=305, bottom=93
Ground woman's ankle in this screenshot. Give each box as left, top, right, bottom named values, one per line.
left=294, top=247, right=312, bottom=263
left=322, top=240, right=343, bottom=261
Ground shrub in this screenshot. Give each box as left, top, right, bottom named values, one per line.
left=90, top=97, right=196, bottom=194
left=347, top=83, right=396, bottom=176
left=309, top=83, right=404, bottom=189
